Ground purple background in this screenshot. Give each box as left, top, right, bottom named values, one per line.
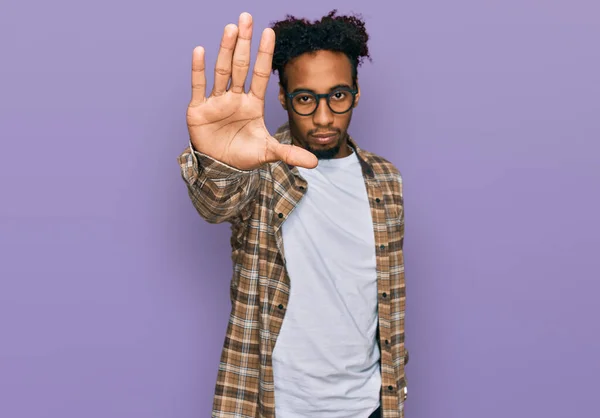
left=1, top=1, right=598, bottom=417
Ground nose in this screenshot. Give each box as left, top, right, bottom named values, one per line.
left=312, top=97, right=334, bottom=126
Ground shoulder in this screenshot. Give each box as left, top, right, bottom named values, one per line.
left=358, top=148, right=403, bottom=181
left=356, top=147, right=404, bottom=204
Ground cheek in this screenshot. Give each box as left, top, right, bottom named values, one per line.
left=289, top=113, right=313, bottom=135
left=334, top=111, right=353, bottom=130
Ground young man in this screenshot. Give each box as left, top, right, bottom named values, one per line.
left=178, top=10, right=408, bottom=418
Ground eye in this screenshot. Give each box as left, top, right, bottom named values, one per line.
left=295, top=94, right=314, bottom=103
left=331, top=91, right=347, bottom=100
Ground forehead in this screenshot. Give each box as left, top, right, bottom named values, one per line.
left=284, top=50, right=353, bottom=91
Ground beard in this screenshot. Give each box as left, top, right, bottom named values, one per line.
left=305, top=130, right=347, bottom=160
left=288, top=116, right=351, bottom=160
left=308, top=143, right=342, bottom=160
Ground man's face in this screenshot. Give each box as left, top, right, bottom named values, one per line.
left=278, top=50, right=361, bottom=160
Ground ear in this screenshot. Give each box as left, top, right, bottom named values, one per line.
left=353, top=81, right=361, bottom=108
left=278, top=84, right=288, bottom=110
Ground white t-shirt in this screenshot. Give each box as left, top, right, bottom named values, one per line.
left=273, top=149, right=380, bottom=417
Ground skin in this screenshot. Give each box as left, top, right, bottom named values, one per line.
left=278, top=50, right=361, bottom=160
left=186, top=12, right=318, bottom=171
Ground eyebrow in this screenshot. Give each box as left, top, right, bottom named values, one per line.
left=290, top=83, right=353, bottom=93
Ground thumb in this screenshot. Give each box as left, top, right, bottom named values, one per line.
left=266, top=140, right=318, bottom=169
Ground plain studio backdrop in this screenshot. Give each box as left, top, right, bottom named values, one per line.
left=1, top=1, right=598, bottom=417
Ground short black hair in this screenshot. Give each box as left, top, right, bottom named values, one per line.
left=270, top=9, right=372, bottom=89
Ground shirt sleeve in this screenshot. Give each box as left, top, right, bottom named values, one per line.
left=177, top=140, right=260, bottom=224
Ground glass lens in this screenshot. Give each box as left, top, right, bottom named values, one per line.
left=291, top=92, right=318, bottom=115
left=328, top=89, right=354, bottom=113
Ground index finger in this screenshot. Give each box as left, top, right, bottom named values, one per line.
left=190, top=46, right=206, bottom=106
left=249, top=28, right=275, bottom=100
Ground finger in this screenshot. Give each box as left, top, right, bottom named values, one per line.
left=230, top=12, right=253, bottom=94
left=249, top=28, right=275, bottom=100
left=266, top=140, right=318, bottom=169
left=190, top=46, right=206, bottom=105
left=212, top=24, right=238, bottom=96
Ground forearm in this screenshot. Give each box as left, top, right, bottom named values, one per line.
left=178, top=142, right=260, bottom=224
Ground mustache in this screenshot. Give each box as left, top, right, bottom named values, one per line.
left=308, top=128, right=341, bottom=136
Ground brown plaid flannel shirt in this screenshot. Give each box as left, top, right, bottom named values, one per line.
left=178, top=122, right=408, bottom=418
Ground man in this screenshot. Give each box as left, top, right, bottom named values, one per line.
left=178, top=10, right=408, bottom=418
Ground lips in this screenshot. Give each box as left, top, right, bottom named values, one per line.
left=310, top=132, right=338, bottom=145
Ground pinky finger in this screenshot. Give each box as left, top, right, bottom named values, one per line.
left=190, top=46, right=206, bottom=105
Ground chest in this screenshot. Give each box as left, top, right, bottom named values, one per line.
left=287, top=162, right=374, bottom=239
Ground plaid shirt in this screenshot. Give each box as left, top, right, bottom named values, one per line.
left=178, top=122, right=408, bottom=418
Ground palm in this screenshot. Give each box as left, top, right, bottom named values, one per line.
left=188, top=91, right=270, bottom=170
left=186, top=13, right=317, bottom=171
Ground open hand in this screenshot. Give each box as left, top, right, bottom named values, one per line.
left=186, top=12, right=318, bottom=170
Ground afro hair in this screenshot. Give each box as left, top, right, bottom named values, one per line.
left=270, top=9, right=372, bottom=89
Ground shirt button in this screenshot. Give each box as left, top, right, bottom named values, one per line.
left=388, top=385, right=394, bottom=391
left=376, top=198, right=381, bottom=203
left=380, top=245, right=385, bottom=250
left=382, top=292, right=387, bottom=298
left=278, top=304, right=284, bottom=310
left=385, top=340, right=389, bottom=345
left=278, top=213, right=284, bottom=218
left=299, top=186, right=305, bottom=190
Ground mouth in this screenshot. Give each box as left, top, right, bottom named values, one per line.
left=309, top=133, right=338, bottom=145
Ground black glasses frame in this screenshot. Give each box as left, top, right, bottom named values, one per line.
left=285, top=87, right=358, bottom=116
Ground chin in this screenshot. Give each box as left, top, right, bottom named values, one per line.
left=308, top=143, right=342, bottom=160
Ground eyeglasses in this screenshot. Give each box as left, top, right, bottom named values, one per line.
left=285, top=87, right=358, bottom=116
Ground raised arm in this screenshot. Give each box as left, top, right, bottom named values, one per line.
left=178, top=13, right=317, bottom=223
